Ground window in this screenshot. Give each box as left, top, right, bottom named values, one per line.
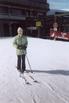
left=10, top=8, right=23, bottom=16
left=0, top=7, right=8, bottom=15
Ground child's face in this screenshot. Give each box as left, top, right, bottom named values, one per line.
left=17, top=28, right=23, bottom=36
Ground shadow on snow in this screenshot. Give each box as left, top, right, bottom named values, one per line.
left=26, top=69, right=69, bottom=76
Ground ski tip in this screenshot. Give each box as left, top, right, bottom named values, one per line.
left=34, top=80, right=39, bottom=83
left=25, top=82, right=31, bottom=85
left=31, top=71, right=33, bottom=73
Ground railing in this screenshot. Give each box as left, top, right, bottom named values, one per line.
left=0, top=0, right=49, bottom=10
left=0, top=0, right=47, bottom=4
left=0, top=13, right=26, bottom=20
left=50, top=31, right=69, bottom=40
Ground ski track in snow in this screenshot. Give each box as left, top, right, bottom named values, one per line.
left=0, top=37, right=69, bottom=103
left=40, top=79, right=68, bottom=103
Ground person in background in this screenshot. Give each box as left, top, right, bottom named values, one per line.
left=13, top=27, right=28, bottom=75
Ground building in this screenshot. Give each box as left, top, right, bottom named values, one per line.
left=0, top=0, right=49, bottom=37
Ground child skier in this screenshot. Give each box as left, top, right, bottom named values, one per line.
left=13, top=27, right=28, bottom=74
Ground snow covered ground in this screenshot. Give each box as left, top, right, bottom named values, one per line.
left=0, top=37, right=69, bottom=103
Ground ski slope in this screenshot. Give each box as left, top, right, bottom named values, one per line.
left=0, top=37, right=69, bottom=103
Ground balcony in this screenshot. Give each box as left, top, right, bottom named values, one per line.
left=0, top=13, right=26, bottom=20
left=0, top=0, right=49, bottom=10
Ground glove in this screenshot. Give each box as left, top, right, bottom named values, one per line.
left=21, top=45, right=27, bottom=49
left=17, top=45, right=22, bottom=49
left=17, top=45, right=27, bottom=50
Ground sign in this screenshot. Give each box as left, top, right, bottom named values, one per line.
left=27, top=27, right=37, bottom=30
left=36, top=21, right=42, bottom=27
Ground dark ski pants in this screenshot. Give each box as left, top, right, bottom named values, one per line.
left=17, top=54, right=26, bottom=73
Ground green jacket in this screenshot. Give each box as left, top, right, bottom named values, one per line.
left=13, top=35, right=28, bottom=55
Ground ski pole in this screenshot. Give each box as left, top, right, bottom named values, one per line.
left=26, top=55, right=33, bottom=73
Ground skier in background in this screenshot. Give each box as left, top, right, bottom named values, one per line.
left=13, top=27, right=28, bottom=75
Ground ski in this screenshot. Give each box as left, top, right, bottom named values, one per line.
left=25, top=72, right=39, bottom=83
left=19, top=71, right=39, bottom=84
left=20, top=73, right=31, bottom=85
left=28, top=74, right=38, bottom=83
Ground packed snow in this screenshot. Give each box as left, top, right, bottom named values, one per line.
left=0, top=37, right=69, bottom=103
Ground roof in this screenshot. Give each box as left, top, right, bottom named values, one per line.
left=47, top=9, right=69, bottom=16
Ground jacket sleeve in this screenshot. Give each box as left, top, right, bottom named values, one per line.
left=22, top=37, right=28, bottom=49
left=25, top=37, right=28, bottom=48
left=13, top=37, right=18, bottom=48
left=26, top=38, right=28, bottom=46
